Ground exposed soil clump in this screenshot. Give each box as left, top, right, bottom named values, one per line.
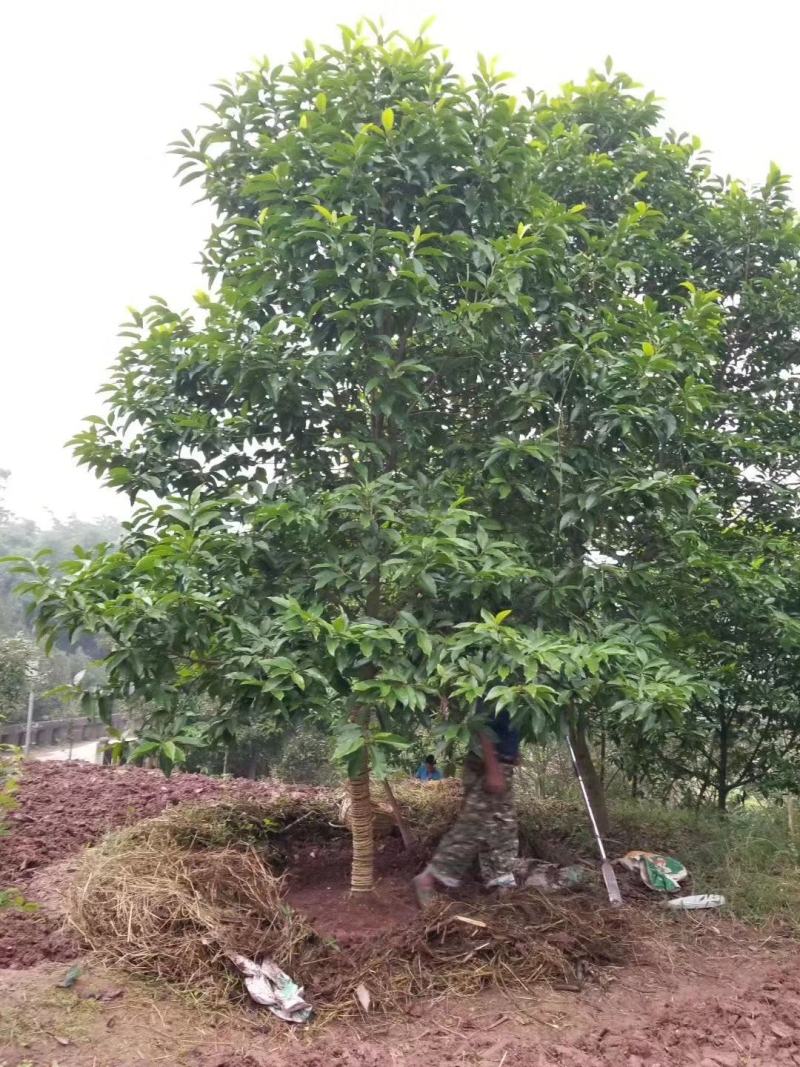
left=0, top=909, right=81, bottom=968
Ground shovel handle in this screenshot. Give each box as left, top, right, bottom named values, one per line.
left=566, top=736, right=608, bottom=863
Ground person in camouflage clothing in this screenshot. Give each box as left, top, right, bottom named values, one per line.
left=413, top=706, right=520, bottom=906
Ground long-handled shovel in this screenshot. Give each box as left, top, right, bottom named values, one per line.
left=566, top=736, right=623, bottom=906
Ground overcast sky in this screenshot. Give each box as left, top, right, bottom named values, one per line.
left=1, top=0, right=796, bottom=523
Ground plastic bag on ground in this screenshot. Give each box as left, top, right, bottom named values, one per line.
left=620, top=850, right=688, bottom=893
left=225, top=952, right=312, bottom=1023
left=663, top=894, right=726, bottom=910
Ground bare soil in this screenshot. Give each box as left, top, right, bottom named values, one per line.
left=1, top=761, right=800, bottom=1065
left=0, top=759, right=325, bottom=887
left=2, top=936, right=800, bottom=1066
left=284, top=836, right=422, bottom=945
left=0, top=909, right=80, bottom=969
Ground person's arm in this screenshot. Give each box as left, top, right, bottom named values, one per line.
left=479, top=731, right=506, bottom=794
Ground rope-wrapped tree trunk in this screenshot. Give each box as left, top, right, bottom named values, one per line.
left=348, top=764, right=374, bottom=892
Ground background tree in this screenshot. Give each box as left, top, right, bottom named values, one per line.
left=12, top=24, right=800, bottom=884
left=0, top=635, right=36, bottom=721
left=0, top=472, right=121, bottom=719
left=604, top=519, right=800, bottom=810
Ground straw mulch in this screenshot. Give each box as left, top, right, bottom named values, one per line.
left=67, top=806, right=320, bottom=1000
left=314, top=890, right=633, bottom=1015
left=68, top=799, right=637, bottom=1020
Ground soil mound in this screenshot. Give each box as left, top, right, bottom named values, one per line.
left=0, top=760, right=327, bottom=886
left=0, top=762, right=328, bottom=969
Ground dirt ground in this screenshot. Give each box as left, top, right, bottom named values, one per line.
left=2, top=761, right=800, bottom=1066
left=3, top=931, right=800, bottom=1067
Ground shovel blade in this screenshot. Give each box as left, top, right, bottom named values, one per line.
left=601, top=860, right=623, bottom=906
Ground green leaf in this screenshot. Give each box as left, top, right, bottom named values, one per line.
left=416, top=631, right=433, bottom=656
left=333, top=726, right=366, bottom=762
left=161, top=740, right=179, bottom=763
left=559, top=511, right=579, bottom=532
left=418, top=572, right=437, bottom=596
left=127, top=741, right=159, bottom=762
left=108, top=467, right=133, bottom=486
left=372, top=732, right=410, bottom=749
left=368, top=743, right=389, bottom=780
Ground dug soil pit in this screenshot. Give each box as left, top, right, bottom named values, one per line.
left=284, top=837, right=422, bottom=945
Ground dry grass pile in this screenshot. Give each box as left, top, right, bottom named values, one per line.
left=68, top=797, right=637, bottom=1020
left=315, top=890, right=634, bottom=1017
left=391, top=778, right=463, bottom=847
left=67, top=803, right=325, bottom=999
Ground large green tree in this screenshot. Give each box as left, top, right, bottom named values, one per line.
left=13, top=24, right=800, bottom=885
left=0, top=635, right=35, bottom=721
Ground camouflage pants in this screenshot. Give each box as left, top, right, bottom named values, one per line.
left=427, top=762, right=518, bottom=889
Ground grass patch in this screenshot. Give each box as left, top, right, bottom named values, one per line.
left=0, top=888, right=38, bottom=912
left=512, top=786, right=800, bottom=930
left=0, top=988, right=102, bottom=1049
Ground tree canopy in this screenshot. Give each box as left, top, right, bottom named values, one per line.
left=13, top=23, right=800, bottom=881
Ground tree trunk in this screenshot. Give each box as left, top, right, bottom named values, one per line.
left=717, top=708, right=729, bottom=812
left=348, top=764, right=374, bottom=892
left=371, top=706, right=414, bottom=850
left=569, top=720, right=611, bottom=839
left=246, top=745, right=260, bottom=780
left=786, top=795, right=797, bottom=847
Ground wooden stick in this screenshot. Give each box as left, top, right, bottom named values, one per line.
left=381, top=779, right=415, bottom=850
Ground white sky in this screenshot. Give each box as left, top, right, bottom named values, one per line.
left=1, top=0, right=797, bottom=523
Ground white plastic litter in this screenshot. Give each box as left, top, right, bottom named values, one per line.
left=226, top=952, right=312, bottom=1023
left=662, top=894, right=726, bottom=911
left=355, top=982, right=372, bottom=1012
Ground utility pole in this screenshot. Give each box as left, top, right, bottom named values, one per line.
left=23, top=654, right=40, bottom=757
left=23, top=690, right=34, bottom=756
